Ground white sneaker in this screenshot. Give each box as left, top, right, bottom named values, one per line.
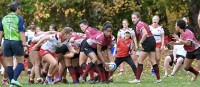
left=128, top=79, right=141, bottom=84
left=11, top=79, right=23, bottom=87
left=155, top=79, right=162, bottom=83
left=9, top=84, right=14, bottom=87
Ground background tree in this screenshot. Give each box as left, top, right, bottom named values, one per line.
left=0, top=0, right=199, bottom=38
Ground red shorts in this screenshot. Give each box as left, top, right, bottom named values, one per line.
left=39, top=49, right=56, bottom=58
left=156, top=42, right=161, bottom=48
left=24, top=59, right=28, bottom=67
left=28, top=43, right=41, bottom=53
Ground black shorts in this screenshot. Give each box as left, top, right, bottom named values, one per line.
left=186, top=48, right=200, bottom=60
left=80, top=39, right=87, bottom=52
left=55, top=44, right=69, bottom=54
left=169, top=54, right=185, bottom=66
left=81, top=41, right=97, bottom=55
left=72, top=54, right=79, bottom=59
left=142, top=37, right=156, bottom=52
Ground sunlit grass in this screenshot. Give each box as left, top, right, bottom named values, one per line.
left=1, top=51, right=200, bottom=87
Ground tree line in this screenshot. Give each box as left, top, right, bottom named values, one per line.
left=0, top=0, right=199, bottom=38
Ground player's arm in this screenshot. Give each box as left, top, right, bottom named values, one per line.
left=34, top=35, right=50, bottom=48
left=67, top=43, right=78, bottom=54
left=18, top=16, right=26, bottom=46
left=172, top=46, right=177, bottom=61
left=132, top=32, right=138, bottom=50
left=97, top=44, right=106, bottom=65
left=0, top=22, right=3, bottom=46
left=106, top=47, right=114, bottom=62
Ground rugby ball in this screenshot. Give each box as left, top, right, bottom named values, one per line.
left=105, top=62, right=117, bottom=71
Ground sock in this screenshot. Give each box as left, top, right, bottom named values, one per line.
left=153, top=64, right=160, bottom=80
left=94, top=65, right=102, bottom=81
left=7, top=66, right=14, bottom=82
left=75, top=66, right=83, bottom=75
left=89, top=64, right=94, bottom=80
left=105, top=71, right=109, bottom=81
left=82, top=62, right=94, bottom=78
left=68, top=66, right=77, bottom=82
left=13, top=63, right=24, bottom=81
left=81, top=62, right=87, bottom=70
left=74, top=67, right=81, bottom=80
left=187, top=67, right=199, bottom=75
left=99, top=64, right=106, bottom=82
left=136, top=64, right=143, bottom=80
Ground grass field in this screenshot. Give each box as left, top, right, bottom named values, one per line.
left=1, top=51, right=200, bottom=87
left=1, top=70, right=200, bottom=87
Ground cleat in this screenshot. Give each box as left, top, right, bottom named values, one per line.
left=53, top=77, right=61, bottom=84
left=28, top=78, right=34, bottom=84
left=11, top=79, right=23, bottom=87
left=155, top=79, right=162, bottom=83
left=128, top=79, right=141, bottom=84
left=37, top=78, right=43, bottom=84
left=79, top=76, right=86, bottom=83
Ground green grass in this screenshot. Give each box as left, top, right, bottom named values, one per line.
left=1, top=68, right=200, bottom=87
left=1, top=52, right=200, bottom=87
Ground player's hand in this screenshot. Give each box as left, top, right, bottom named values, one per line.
left=134, top=46, right=138, bottom=51
left=172, top=33, right=179, bottom=41
left=22, top=42, right=28, bottom=47
left=169, top=41, right=175, bottom=45
left=139, top=43, right=144, bottom=50
left=104, top=63, right=109, bottom=70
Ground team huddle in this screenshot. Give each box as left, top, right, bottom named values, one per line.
left=0, top=1, right=200, bottom=87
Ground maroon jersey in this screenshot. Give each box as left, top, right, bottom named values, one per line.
left=136, top=21, right=153, bottom=39
left=86, top=32, right=112, bottom=49
left=85, top=27, right=100, bottom=38
left=180, top=29, right=200, bottom=52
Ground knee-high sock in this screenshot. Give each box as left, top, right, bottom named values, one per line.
left=82, top=62, right=94, bottom=78
left=7, top=66, right=14, bottom=82
left=105, top=71, right=110, bottom=81
left=81, top=62, right=87, bottom=70
left=89, top=66, right=94, bottom=80
left=187, top=67, right=199, bottom=75
left=94, top=65, right=102, bottom=80
left=68, top=66, right=78, bottom=83
left=99, top=64, right=106, bottom=81
left=153, top=64, right=160, bottom=80
left=136, top=64, right=143, bottom=80
left=75, top=66, right=83, bottom=75
left=13, top=63, right=24, bottom=80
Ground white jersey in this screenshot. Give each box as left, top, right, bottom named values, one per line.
left=117, top=28, right=135, bottom=39
left=149, top=25, right=164, bottom=43
left=25, top=30, right=36, bottom=43
left=41, top=33, right=68, bottom=53
left=174, top=45, right=186, bottom=57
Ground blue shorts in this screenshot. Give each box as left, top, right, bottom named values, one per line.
left=3, top=40, right=24, bottom=57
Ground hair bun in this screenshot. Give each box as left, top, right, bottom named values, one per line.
left=102, top=21, right=113, bottom=31
left=103, top=21, right=111, bottom=27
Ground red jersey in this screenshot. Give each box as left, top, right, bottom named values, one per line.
left=115, top=38, right=132, bottom=58
left=180, top=29, right=200, bottom=52
left=86, top=32, right=112, bottom=49
left=85, top=26, right=100, bottom=38
left=136, top=21, right=153, bottom=39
